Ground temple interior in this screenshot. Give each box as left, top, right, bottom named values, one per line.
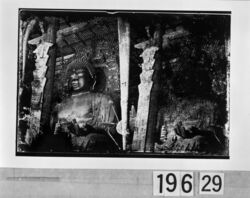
left=17, top=10, right=230, bottom=157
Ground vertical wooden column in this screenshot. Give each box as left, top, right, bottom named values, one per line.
left=145, top=24, right=162, bottom=152
left=22, top=18, right=37, bottom=82
left=118, top=17, right=130, bottom=150
left=132, top=45, right=158, bottom=152
left=132, top=24, right=162, bottom=152
left=40, top=17, right=58, bottom=132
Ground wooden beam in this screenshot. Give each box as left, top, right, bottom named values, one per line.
left=62, top=37, right=76, bottom=53
left=28, top=22, right=87, bottom=45
left=64, top=20, right=87, bottom=47
left=56, top=53, right=75, bottom=62
left=74, top=33, right=87, bottom=46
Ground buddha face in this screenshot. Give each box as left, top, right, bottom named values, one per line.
left=70, top=69, right=85, bottom=91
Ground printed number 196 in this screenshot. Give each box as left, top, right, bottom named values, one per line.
left=153, top=171, right=194, bottom=196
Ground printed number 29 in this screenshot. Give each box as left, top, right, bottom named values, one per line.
left=199, top=173, right=224, bottom=195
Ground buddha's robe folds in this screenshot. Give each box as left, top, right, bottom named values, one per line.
left=52, top=92, right=117, bottom=151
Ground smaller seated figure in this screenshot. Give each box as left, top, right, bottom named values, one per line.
left=50, top=58, right=121, bottom=153
left=156, top=120, right=224, bottom=154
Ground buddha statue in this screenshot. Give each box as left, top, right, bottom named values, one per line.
left=50, top=57, right=121, bottom=153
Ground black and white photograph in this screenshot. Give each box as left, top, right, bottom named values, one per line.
left=2, top=0, right=250, bottom=197
left=16, top=9, right=230, bottom=158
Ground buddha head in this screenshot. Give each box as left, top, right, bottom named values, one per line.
left=63, top=56, right=96, bottom=94
left=70, top=68, right=87, bottom=91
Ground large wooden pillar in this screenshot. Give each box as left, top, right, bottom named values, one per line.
left=145, top=24, right=162, bottom=152
left=132, top=24, right=162, bottom=152
left=118, top=17, right=130, bottom=150
left=22, top=18, right=38, bottom=82
left=40, top=17, right=58, bottom=132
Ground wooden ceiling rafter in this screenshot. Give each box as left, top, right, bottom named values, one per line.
left=63, top=18, right=88, bottom=48
left=28, top=21, right=88, bottom=45
left=28, top=17, right=118, bottom=58
left=61, top=35, right=76, bottom=54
